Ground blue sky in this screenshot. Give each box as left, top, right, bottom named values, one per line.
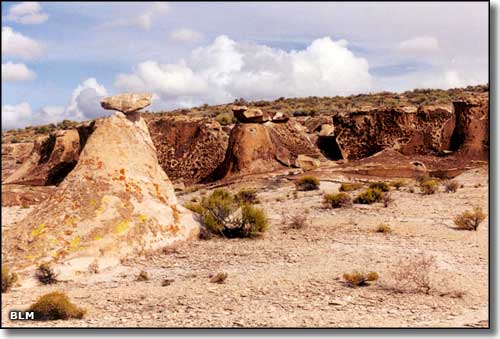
left=1, top=1, right=489, bottom=129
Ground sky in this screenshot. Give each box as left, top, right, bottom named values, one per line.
left=1, top=1, right=489, bottom=130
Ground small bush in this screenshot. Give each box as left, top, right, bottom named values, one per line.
left=2, top=266, right=18, bottom=293
left=235, top=188, right=259, bottom=204
left=376, top=223, right=392, bottom=234
left=323, top=192, right=352, bottom=208
left=239, top=204, right=269, bottom=237
left=369, top=181, right=390, bottom=192
left=354, top=188, right=384, bottom=204
left=35, top=263, right=57, bottom=285
left=383, top=193, right=393, bottom=208
left=420, top=179, right=438, bottom=194
left=295, top=176, right=320, bottom=191
left=444, top=180, right=459, bottom=193
left=136, top=270, right=149, bottom=281
left=416, top=172, right=431, bottom=184
left=339, top=182, right=363, bottom=192
left=391, top=255, right=436, bottom=294
left=453, top=207, right=486, bottom=231
left=284, top=213, right=309, bottom=229
left=215, top=112, right=235, bottom=126
left=210, top=272, right=228, bottom=284
left=343, top=271, right=379, bottom=287
left=390, top=179, right=407, bottom=190
left=27, top=292, right=85, bottom=320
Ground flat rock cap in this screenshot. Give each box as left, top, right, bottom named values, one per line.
left=101, top=93, right=152, bottom=114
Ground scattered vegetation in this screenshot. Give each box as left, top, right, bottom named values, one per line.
left=323, top=192, right=352, bottom=208
left=390, top=179, right=407, bottom=190
left=419, top=179, right=439, bottom=195
left=35, top=263, right=58, bottom=285
left=369, top=181, right=391, bottom=192
left=390, top=255, right=436, bottom=294
left=283, top=211, right=309, bottom=229
left=215, top=112, right=235, bottom=126
left=2, top=266, right=18, bottom=293
left=295, top=176, right=320, bottom=191
left=354, top=188, right=384, bottom=204
left=235, top=188, right=259, bottom=204
left=444, top=180, right=459, bottom=193
left=27, top=292, right=86, bottom=321
left=453, top=207, right=486, bottom=231
left=342, top=271, right=379, bottom=287
left=339, top=182, right=364, bottom=192
left=376, top=223, right=392, bottom=234
left=210, top=272, right=228, bottom=284
left=136, top=270, right=149, bottom=281
left=187, top=189, right=269, bottom=238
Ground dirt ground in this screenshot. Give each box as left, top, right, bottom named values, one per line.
left=1, top=166, right=489, bottom=328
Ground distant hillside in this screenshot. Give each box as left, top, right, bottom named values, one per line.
left=2, top=84, right=488, bottom=144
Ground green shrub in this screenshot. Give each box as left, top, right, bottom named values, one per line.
left=390, top=179, right=407, bottom=190
left=35, top=263, right=57, bottom=285
left=369, top=181, right=390, bottom=192
left=323, top=192, right=352, bottom=208
left=35, top=126, right=50, bottom=134
left=27, top=292, right=86, bottom=320
left=2, top=266, right=18, bottom=293
left=339, top=182, right=364, bottom=192
left=453, top=207, right=486, bottom=231
left=215, top=112, right=235, bottom=126
left=235, top=188, right=259, bottom=204
left=420, top=180, right=438, bottom=195
left=444, top=180, right=459, bottom=193
left=354, top=188, right=384, bottom=204
left=295, top=176, right=320, bottom=191
left=343, top=271, right=379, bottom=287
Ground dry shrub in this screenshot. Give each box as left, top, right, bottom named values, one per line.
left=295, top=176, right=320, bottom=191
left=453, top=207, right=486, bottom=231
left=369, top=181, right=390, bottom=192
left=420, top=179, right=439, bottom=195
left=376, top=223, right=392, bottom=234
left=2, top=266, right=18, bottom=293
left=236, top=188, right=259, bottom=204
left=35, top=263, right=57, bottom=285
left=339, top=182, right=364, bottom=192
left=283, top=211, right=309, bottom=229
left=27, top=292, right=85, bottom=321
left=354, top=188, right=384, bottom=204
left=444, top=180, right=459, bottom=193
left=210, top=272, right=228, bottom=284
left=342, top=271, right=379, bottom=287
left=390, top=179, right=407, bottom=190
left=391, top=255, right=436, bottom=294
left=136, top=270, right=149, bottom=281
left=323, top=192, right=352, bottom=208
left=383, top=193, right=393, bottom=208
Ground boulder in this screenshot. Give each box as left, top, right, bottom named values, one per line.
left=101, top=93, right=152, bottom=114
left=304, top=116, right=332, bottom=133
left=271, top=111, right=290, bottom=123
left=232, top=106, right=270, bottom=123
left=1, top=112, right=199, bottom=279
left=295, top=154, right=321, bottom=171
left=318, top=124, right=334, bottom=136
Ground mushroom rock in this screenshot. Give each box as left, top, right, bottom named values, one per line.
left=100, top=93, right=152, bottom=115
left=3, top=122, right=95, bottom=186
left=232, top=106, right=270, bottom=123
left=2, top=112, right=200, bottom=279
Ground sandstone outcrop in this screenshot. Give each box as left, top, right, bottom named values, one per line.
left=1, top=142, right=33, bottom=181
left=232, top=106, right=270, bottom=123
left=147, top=116, right=228, bottom=185
left=295, top=154, right=321, bottom=171
left=2, top=112, right=199, bottom=278
left=100, top=93, right=152, bottom=114
left=3, top=123, right=95, bottom=186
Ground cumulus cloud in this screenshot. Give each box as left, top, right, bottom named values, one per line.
left=170, top=28, right=203, bottom=43
left=3, top=2, right=49, bottom=25
left=103, top=2, right=169, bottom=31
left=2, top=26, right=44, bottom=59
left=115, top=35, right=373, bottom=109
left=398, top=36, right=440, bottom=56
left=64, top=78, right=109, bottom=120
left=2, top=62, right=36, bottom=82
left=1, top=102, right=66, bottom=130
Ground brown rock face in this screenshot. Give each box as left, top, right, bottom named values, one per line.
left=1, top=142, right=33, bottom=181
left=100, top=93, right=152, bottom=114
left=147, top=116, right=228, bottom=185
left=2, top=113, right=199, bottom=278
left=3, top=123, right=95, bottom=186
left=449, top=93, right=489, bottom=160
left=232, top=106, right=270, bottom=123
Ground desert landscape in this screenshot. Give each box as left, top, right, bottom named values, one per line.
left=1, top=84, right=489, bottom=328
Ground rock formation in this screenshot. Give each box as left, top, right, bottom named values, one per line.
left=1, top=142, right=33, bottom=181
left=147, top=116, right=228, bottom=185
left=232, top=106, right=271, bottom=123
left=2, top=101, right=199, bottom=278
left=3, top=123, right=95, bottom=186
left=100, top=93, right=152, bottom=115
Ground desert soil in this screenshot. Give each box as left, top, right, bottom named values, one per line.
left=1, top=166, right=489, bottom=328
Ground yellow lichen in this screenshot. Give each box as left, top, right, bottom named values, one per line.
left=69, top=236, right=81, bottom=251
left=138, top=214, right=148, bottom=222
left=114, top=220, right=130, bottom=234
left=31, top=224, right=46, bottom=238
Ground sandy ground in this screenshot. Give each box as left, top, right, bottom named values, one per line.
left=1, top=166, right=489, bottom=328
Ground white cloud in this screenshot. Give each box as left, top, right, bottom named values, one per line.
left=102, top=2, right=169, bottom=31
left=65, top=78, right=109, bottom=120
left=4, top=2, right=49, bottom=25
left=170, top=28, right=202, bottom=43
left=2, top=102, right=34, bottom=130
left=2, top=62, right=36, bottom=82
left=115, top=35, right=373, bottom=109
left=2, top=26, right=44, bottom=59
left=398, top=36, right=440, bottom=56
